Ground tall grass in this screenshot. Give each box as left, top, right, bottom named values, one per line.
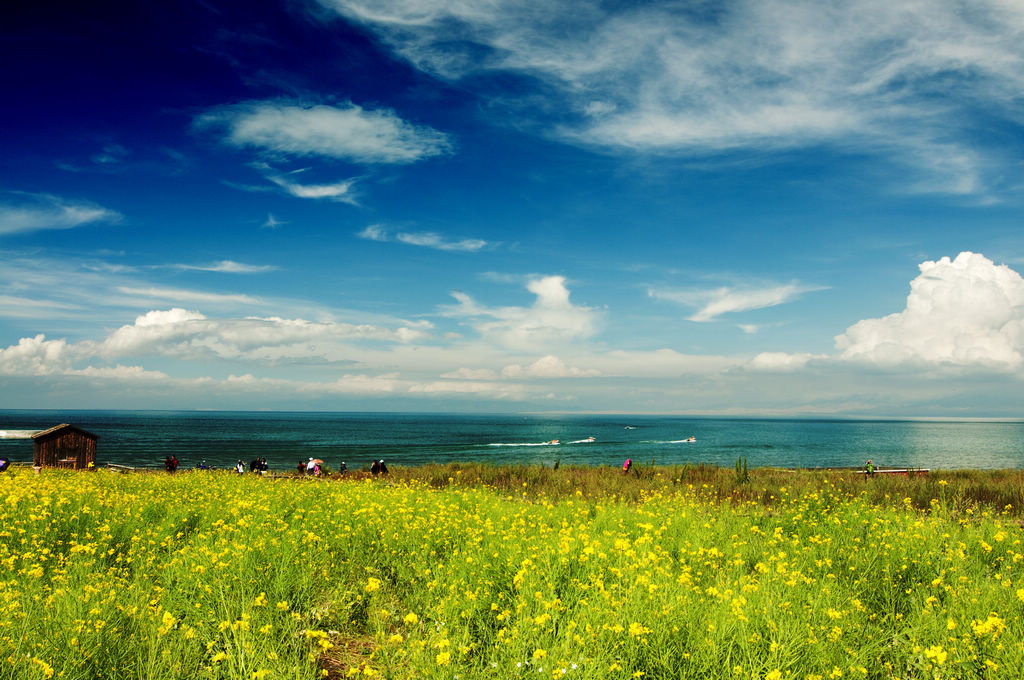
left=1, top=465, right=1022, bottom=679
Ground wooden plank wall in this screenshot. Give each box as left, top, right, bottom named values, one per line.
left=33, top=432, right=97, bottom=470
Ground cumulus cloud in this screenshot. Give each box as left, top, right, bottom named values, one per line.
left=199, top=100, right=451, bottom=164
left=0, top=192, right=120, bottom=235
left=650, top=282, right=823, bottom=322
left=357, top=224, right=491, bottom=252
left=322, top=0, right=1024, bottom=194
left=89, top=308, right=430, bottom=361
left=746, top=352, right=825, bottom=372
left=0, top=307, right=435, bottom=382
left=835, top=252, right=1024, bottom=370
left=0, top=334, right=75, bottom=375
left=501, top=355, right=600, bottom=378
left=442, top=275, right=600, bottom=349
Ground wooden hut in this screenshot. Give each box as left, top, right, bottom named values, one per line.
left=32, top=424, right=98, bottom=470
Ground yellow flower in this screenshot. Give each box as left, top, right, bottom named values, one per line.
left=436, top=651, right=451, bottom=666
left=766, top=671, right=783, bottom=680
left=628, top=622, right=650, bottom=637
left=365, top=578, right=381, bottom=593
left=924, top=645, right=947, bottom=665
left=404, top=612, right=418, bottom=624
left=533, top=649, right=547, bottom=660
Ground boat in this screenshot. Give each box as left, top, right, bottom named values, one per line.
left=856, top=468, right=929, bottom=477
left=543, top=439, right=560, bottom=445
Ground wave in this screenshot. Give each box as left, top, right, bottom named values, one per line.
left=0, top=430, right=37, bottom=439
left=567, top=438, right=596, bottom=444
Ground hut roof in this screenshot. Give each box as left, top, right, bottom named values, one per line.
left=31, top=423, right=99, bottom=441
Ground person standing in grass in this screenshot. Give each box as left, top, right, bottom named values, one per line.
left=865, top=459, right=875, bottom=478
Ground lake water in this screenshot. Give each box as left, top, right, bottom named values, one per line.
left=1, top=410, right=1022, bottom=471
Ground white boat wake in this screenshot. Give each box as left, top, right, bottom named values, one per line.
left=486, top=440, right=560, bottom=447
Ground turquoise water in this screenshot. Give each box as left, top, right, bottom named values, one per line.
left=1, top=410, right=1022, bottom=471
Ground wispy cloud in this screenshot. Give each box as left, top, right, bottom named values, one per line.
left=0, top=192, right=121, bottom=235
left=357, top=224, right=492, bottom=252
left=262, top=213, right=286, bottom=229
left=650, top=282, right=825, bottom=322
left=324, top=0, right=1024, bottom=195
left=167, top=260, right=279, bottom=274
left=198, top=99, right=452, bottom=164
left=115, top=286, right=262, bottom=306
left=250, top=163, right=359, bottom=203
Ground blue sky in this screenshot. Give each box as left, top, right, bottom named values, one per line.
left=2, top=0, right=1024, bottom=415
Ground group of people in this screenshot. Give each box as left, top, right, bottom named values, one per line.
left=238, top=457, right=269, bottom=474
left=163, top=455, right=179, bottom=473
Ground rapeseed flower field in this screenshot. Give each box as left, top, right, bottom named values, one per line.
left=1, top=468, right=1021, bottom=679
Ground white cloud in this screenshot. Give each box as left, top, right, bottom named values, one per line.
left=0, top=192, right=120, bottom=235
left=590, top=348, right=740, bottom=378
left=116, top=286, right=262, bottom=306
left=407, top=380, right=527, bottom=399
left=0, top=295, right=81, bottom=319
left=170, top=260, right=278, bottom=273
left=0, top=334, right=74, bottom=375
left=262, top=213, right=286, bottom=229
left=440, top=367, right=498, bottom=380
left=261, top=167, right=359, bottom=203
left=0, top=334, right=168, bottom=380
left=357, top=223, right=492, bottom=252
left=835, top=252, right=1024, bottom=370
left=322, top=0, right=1024, bottom=194
left=442, top=275, right=600, bottom=349
left=650, top=282, right=823, bottom=322
left=71, top=364, right=168, bottom=380
left=746, top=352, right=824, bottom=372
left=501, top=355, right=600, bottom=378
left=90, top=308, right=429, bottom=361
left=200, top=100, right=451, bottom=164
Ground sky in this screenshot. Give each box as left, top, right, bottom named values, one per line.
left=2, top=0, right=1024, bottom=416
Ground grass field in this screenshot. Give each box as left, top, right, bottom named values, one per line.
left=1, top=464, right=1022, bottom=679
